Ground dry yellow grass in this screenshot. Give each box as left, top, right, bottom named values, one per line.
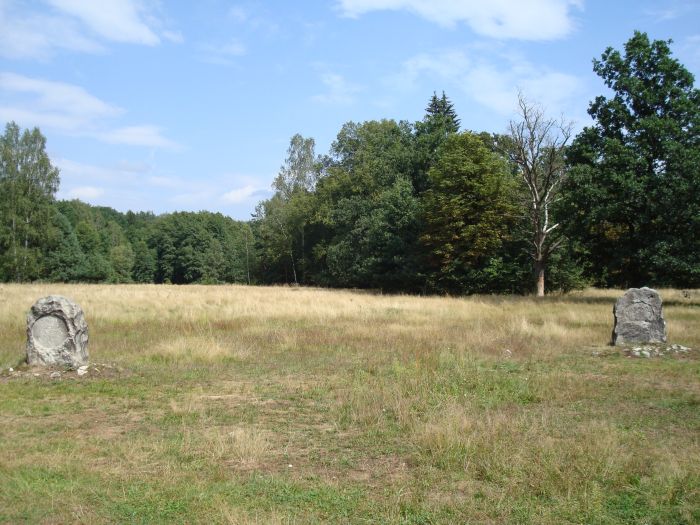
left=3, top=284, right=697, bottom=365
left=0, top=284, right=698, bottom=523
left=1, top=284, right=697, bottom=356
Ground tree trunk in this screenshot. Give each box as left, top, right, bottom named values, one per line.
left=245, top=232, right=250, bottom=285
left=289, top=249, right=298, bottom=285
left=535, top=259, right=545, bottom=297
left=300, top=224, right=305, bottom=285
left=22, top=215, right=29, bottom=281
left=11, top=216, right=18, bottom=282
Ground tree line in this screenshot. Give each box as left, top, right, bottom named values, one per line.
left=1, top=32, right=698, bottom=294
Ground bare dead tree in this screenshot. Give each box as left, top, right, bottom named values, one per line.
left=507, top=93, right=573, bottom=297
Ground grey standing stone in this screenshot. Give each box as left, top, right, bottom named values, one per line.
left=26, top=295, right=88, bottom=367
left=612, top=287, right=667, bottom=346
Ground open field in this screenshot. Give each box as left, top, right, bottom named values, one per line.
left=0, top=284, right=699, bottom=524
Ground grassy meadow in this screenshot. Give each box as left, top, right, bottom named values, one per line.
left=0, top=284, right=698, bottom=524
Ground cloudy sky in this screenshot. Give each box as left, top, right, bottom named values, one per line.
left=1, top=0, right=698, bottom=219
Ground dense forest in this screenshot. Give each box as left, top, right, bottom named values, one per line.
left=1, top=32, right=698, bottom=294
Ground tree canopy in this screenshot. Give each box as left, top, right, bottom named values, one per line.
left=564, top=31, right=700, bottom=287
left=1, top=32, right=697, bottom=293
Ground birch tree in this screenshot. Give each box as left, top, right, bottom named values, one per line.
left=257, top=134, right=319, bottom=285
left=0, top=122, right=60, bottom=281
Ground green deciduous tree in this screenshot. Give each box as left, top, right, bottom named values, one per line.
left=273, top=134, right=319, bottom=199
left=254, top=134, right=321, bottom=285
left=315, top=119, right=422, bottom=290
left=325, top=176, right=420, bottom=290
left=110, top=243, right=135, bottom=282
left=421, top=132, right=519, bottom=293
left=0, top=122, right=60, bottom=281
left=151, top=211, right=251, bottom=284
left=74, top=219, right=112, bottom=281
left=44, top=210, right=87, bottom=282
left=131, top=239, right=156, bottom=283
left=564, top=31, right=700, bottom=287
left=253, top=194, right=303, bottom=284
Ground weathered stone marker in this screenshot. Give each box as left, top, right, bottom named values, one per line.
left=27, top=295, right=88, bottom=367
left=612, top=287, right=667, bottom=346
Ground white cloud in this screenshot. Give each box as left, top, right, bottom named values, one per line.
left=199, top=40, right=247, bottom=65
left=170, top=191, right=214, bottom=205
left=162, top=30, right=184, bottom=44
left=66, top=186, right=104, bottom=200
left=472, top=65, right=581, bottom=119
left=116, top=160, right=151, bottom=173
left=312, top=73, right=363, bottom=104
left=0, top=72, right=122, bottom=131
left=337, top=0, right=582, bottom=40
left=53, top=159, right=118, bottom=203
left=226, top=4, right=279, bottom=34
left=55, top=158, right=271, bottom=218
left=46, top=0, right=159, bottom=45
left=391, top=48, right=584, bottom=120
left=147, top=175, right=185, bottom=188
left=228, top=6, right=249, bottom=22
left=396, top=50, right=471, bottom=86
left=221, top=184, right=268, bottom=204
left=99, top=125, right=179, bottom=149
left=0, top=5, right=102, bottom=60
left=0, top=73, right=122, bottom=135
left=0, top=0, right=178, bottom=60
left=197, top=3, right=280, bottom=65
left=55, top=158, right=144, bottom=185
left=55, top=158, right=165, bottom=210
left=171, top=175, right=271, bottom=209
left=0, top=72, right=178, bottom=148
left=644, top=3, right=699, bottom=22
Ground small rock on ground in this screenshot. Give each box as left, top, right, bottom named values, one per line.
left=625, top=344, right=693, bottom=358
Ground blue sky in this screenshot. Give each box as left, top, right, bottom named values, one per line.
left=1, top=0, right=698, bottom=220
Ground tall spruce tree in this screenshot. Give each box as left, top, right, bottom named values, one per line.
left=413, top=92, right=461, bottom=193
left=425, top=91, right=460, bottom=130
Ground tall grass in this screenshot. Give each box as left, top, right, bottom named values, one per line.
left=0, top=284, right=698, bottom=523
